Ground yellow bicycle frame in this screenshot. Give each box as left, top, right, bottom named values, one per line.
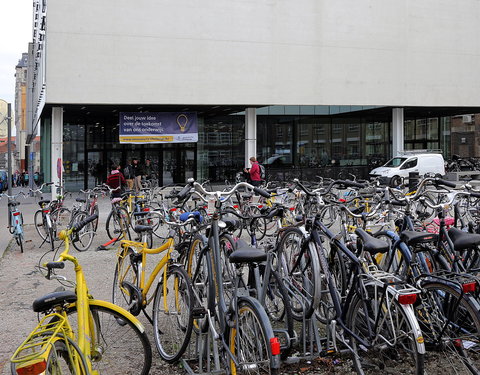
left=118, top=237, right=176, bottom=309
left=11, top=227, right=145, bottom=375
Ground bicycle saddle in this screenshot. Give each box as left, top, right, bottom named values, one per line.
left=355, top=228, right=389, bottom=254
left=133, top=225, right=153, bottom=233
left=448, top=227, right=480, bottom=251
left=32, top=290, right=77, bottom=313
left=229, top=239, right=267, bottom=264
left=400, top=231, right=438, bottom=246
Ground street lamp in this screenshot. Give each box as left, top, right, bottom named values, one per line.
left=0, top=99, right=12, bottom=196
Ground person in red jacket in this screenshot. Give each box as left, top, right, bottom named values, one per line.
left=244, top=156, right=262, bottom=187
left=106, top=165, right=126, bottom=198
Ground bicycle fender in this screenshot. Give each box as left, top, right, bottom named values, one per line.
left=68, top=299, right=146, bottom=334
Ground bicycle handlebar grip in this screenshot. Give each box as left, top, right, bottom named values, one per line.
left=470, top=191, right=480, bottom=198
left=46, top=182, right=54, bottom=186
left=72, top=214, right=99, bottom=233
left=46, top=262, right=65, bottom=270
left=435, top=178, right=456, bottom=188
left=253, top=187, right=271, bottom=198
left=176, top=184, right=192, bottom=201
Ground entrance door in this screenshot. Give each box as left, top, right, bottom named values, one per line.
left=86, top=151, right=104, bottom=188
left=163, top=145, right=196, bottom=184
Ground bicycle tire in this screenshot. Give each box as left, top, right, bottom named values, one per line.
left=184, top=234, right=215, bottom=333
left=34, top=209, right=49, bottom=242
left=152, top=264, right=194, bottom=363
left=347, top=285, right=425, bottom=375
left=11, top=334, right=89, bottom=375
left=261, top=269, right=294, bottom=360
left=51, top=207, right=71, bottom=240
left=419, top=281, right=480, bottom=374
left=228, top=297, right=278, bottom=375
left=112, top=246, right=141, bottom=316
left=246, top=206, right=267, bottom=241
left=71, top=211, right=95, bottom=252
left=65, top=302, right=152, bottom=375
left=106, top=207, right=131, bottom=240
left=15, top=231, right=24, bottom=253
left=276, top=228, right=321, bottom=321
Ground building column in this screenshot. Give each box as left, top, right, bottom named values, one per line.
left=392, top=108, right=404, bottom=157
left=51, top=107, right=63, bottom=200
left=245, top=108, right=257, bottom=167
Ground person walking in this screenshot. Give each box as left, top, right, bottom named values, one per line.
left=123, top=159, right=135, bottom=191
left=244, top=156, right=262, bottom=187
left=132, top=158, right=143, bottom=192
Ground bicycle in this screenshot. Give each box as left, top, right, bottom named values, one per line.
left=32, top=182, right=71, bottom=251
left=10, top=214, right=152, bottom=374
left=276, top=179, right=426, bottom=374
left=112, top=217, right=195, bottom=363
left=1, top=191, right=27, bottom=253
left=103, top=185, right=131, bottom=242
left=177, top=179, right=281, bottom=374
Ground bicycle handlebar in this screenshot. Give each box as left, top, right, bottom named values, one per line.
left=339, top=202, right=382, bottom=219
left=0, top=191, right=27, bottom=200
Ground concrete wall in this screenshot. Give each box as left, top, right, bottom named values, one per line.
left=45, top=0, right=480, bottom=107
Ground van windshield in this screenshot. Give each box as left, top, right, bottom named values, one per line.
left=383, top=157, right=407, bottom=168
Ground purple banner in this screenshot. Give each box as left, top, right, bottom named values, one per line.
left=119, top=112, right=198, bottom=144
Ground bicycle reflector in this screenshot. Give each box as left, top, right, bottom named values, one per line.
left=398, top=293, right=418, bottom=305
left=16, top=359, right=46, bottom=375
left=13, top=212, right=21, bottom=216
left=270, top=337, right=281, bottom=356
left=462, top=282, right=477, bottom=294
left=43, top=209, right=50, bottom=213
left=142, top=207, right=150, bottom=212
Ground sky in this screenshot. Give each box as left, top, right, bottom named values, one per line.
left=0, top=0, right=32, bottom=105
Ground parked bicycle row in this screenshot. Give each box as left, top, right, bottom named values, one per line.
left=7, top=175, right=480, bottom=374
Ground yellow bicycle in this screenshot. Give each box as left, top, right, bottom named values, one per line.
left=112, top=218, right=195, bottom=363
left=11, top=214, right=152, bottom=375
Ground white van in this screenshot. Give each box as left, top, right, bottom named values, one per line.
left=370, top=153, right=445, bottom=186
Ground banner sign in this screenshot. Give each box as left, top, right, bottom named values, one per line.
left=119, top=112, right=198, bottom=144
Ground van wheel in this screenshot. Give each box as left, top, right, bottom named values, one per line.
left=390, top=175, right=402, bottom=187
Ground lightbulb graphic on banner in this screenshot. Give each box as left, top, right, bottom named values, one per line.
left=177, top=114, right=189, bottom=133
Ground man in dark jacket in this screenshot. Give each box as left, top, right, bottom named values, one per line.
left=132, top=158, right=143, bottom=192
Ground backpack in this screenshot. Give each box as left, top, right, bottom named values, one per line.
left=259, top=164, right=266, bottom=180
left=123, top=165, right=132, bottom=179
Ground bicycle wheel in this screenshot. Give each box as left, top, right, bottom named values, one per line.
left=34, top=209, right=49, bottom=242
left=260, top=269, right=294, bottom=360
left=11, top=335, right=89, bottom=375
left=106, top=207, right=131, bottom=240
left=15, top=231, right=24, bottom=253
left=347, top=286, right=425, bottom=375
left=419, top=282, right=480, bottom=374
left=51, top=207, right=71, bottom=240
left=152, top=264, right=194, bottom=363
left=65, top=302, right=152, bottom=375
left=184, top=235, right=214, bottom=333
left=276, top=228, right=320, bottom=320
left=71, top=211, right=95, bottom=252
left=228, top=297, right=277, bottom=375
left=219, top=233, right=236, bottom=305
left=112, top=246, right=140, bottom=316
left=316, top=241, right=346, bottom=324
left=91, top=204, right=99, bottom=231
left=246, top=206, right=267, bottom=241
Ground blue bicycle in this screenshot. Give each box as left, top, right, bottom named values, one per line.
left=1, top=192, right=26, bottom=253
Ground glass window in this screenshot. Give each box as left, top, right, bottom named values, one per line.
left=401, top=158, right=418, bottom=169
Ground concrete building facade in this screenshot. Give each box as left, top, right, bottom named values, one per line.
left=26, top=0, right=480, bottom=190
